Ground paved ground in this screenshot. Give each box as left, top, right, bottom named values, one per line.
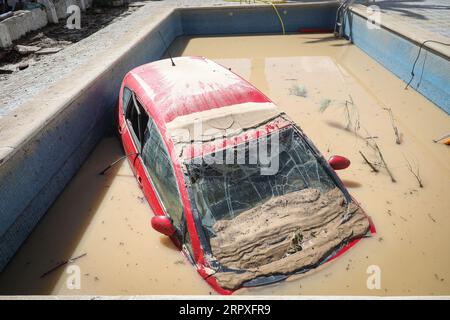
left=357, top=0, right=450, bottom=38
left=0, top=0, right=251, bottom=117
left=0, top=0, right=449, bottom=117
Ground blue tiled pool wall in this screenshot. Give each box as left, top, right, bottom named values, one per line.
left=344, top=10, right=450, bottom=114
left=180, top=5, right=337, bottom=35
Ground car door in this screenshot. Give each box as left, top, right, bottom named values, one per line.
left=119, top=87, right=165, bottom=214
left=140, top=117, right=188, bottom=248
left=120, top=86, right=187, bottom=248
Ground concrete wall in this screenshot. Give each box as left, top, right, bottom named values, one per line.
left=0, top=8, right=183, bottom=270
left=0, top=0, right=93, bottom=48
left=181, top=3, right=337, bottom=35
left=344, top=8, right=450, bottom=115
left=0, top=8, right=47, bottom=46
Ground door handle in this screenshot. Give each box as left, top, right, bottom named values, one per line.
left=137, top=175, right=143, bottom=188
left=118, top=125, right=123, bottom=135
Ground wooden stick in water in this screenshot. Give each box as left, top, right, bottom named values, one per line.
left=359, top=151, right=379, bottom=172
left=41, top=253, right=87, bottom=278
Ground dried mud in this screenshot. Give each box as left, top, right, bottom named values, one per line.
left=211, top=188, right=370, bottom=289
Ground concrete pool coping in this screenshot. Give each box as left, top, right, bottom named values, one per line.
left=0, top=0, right=449, bottom=271
left=350, top=4, right=450, bottom=60
left=345, top=4, right=450, bottom=113
left=0, top=0, right=341, bottom=166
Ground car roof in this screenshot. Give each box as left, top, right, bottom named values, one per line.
left=128, top=56, right=270, bottom=124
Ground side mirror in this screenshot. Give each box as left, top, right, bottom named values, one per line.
left=151, top=215, right=176, bottom=236
left=328, top=155, right=350, bottom=170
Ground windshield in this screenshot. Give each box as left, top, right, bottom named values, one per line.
left=185, top=126, right=339, bottom=239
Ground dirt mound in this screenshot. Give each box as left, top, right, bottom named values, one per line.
left=210, top=188, right=370, bottom=290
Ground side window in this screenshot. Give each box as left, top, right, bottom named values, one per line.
left=125, top=93, right=149, bottom=150
left=141, top=119, right=184, bottom=231
left=122, top=87, right=132, bottom=115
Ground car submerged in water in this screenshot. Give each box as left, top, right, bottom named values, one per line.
left=115, top=56, right=375, bottom=294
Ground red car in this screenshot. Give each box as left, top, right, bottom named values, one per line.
left=116, top=56, right=374, bottom=294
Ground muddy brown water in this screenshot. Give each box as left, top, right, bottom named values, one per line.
left=0, top=34, right=449, bottom=296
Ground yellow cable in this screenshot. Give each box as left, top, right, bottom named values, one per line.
left=257, top=0, right=286, bottom=35
left=228, top=0, right=286, bottom=35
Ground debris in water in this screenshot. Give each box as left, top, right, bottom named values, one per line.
left=359, top=150, right=379, bottom=173
left=343, top=95, right=360, bottom=133
left=432, top=133, right=450, bottom=145
left=434, top=273, right=444, bottom=282
left=319, top=99, right=331, bottom=112
left=289, top=84, right=307, bottom=97
left=41, top=253, right=87, bottom=278
left=383, top=107, right=402, bottom=144
left=367, top=139, right=396, bottom=183
left=319, top=95, right=360, bottom=134
left=404, top=154, right=423, bottom=188
left=427, top=214, right=437, bottom=223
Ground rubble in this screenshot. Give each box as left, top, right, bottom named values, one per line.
left=35, top=47, right=61, bottom=55
left=15, top=44, right=41, bottom=54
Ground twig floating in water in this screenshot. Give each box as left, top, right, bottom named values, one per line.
left=433, top=133, right=450, bottom=144
left=374, top=143, right=396, bottom=183
left=41, top=253, right=87, bottom=278
left=359, top=151, right=379, bottom=172
left=363, top=129, right=396, bottom=182
left=404, top=155, right=423, bottom=188
left=383, top=107, right=401, bottom=144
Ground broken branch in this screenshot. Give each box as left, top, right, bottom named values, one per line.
left=383, top=107, right=401, bottom=144
left=433, top=133, right=450, bottom=144
left=41, top=253, right=87, bottom=278
left=404, top=155, right=423, bottom=188
left=374, top=143, right=397, bottom=183
left=359, top=151, right=379, bottom=172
